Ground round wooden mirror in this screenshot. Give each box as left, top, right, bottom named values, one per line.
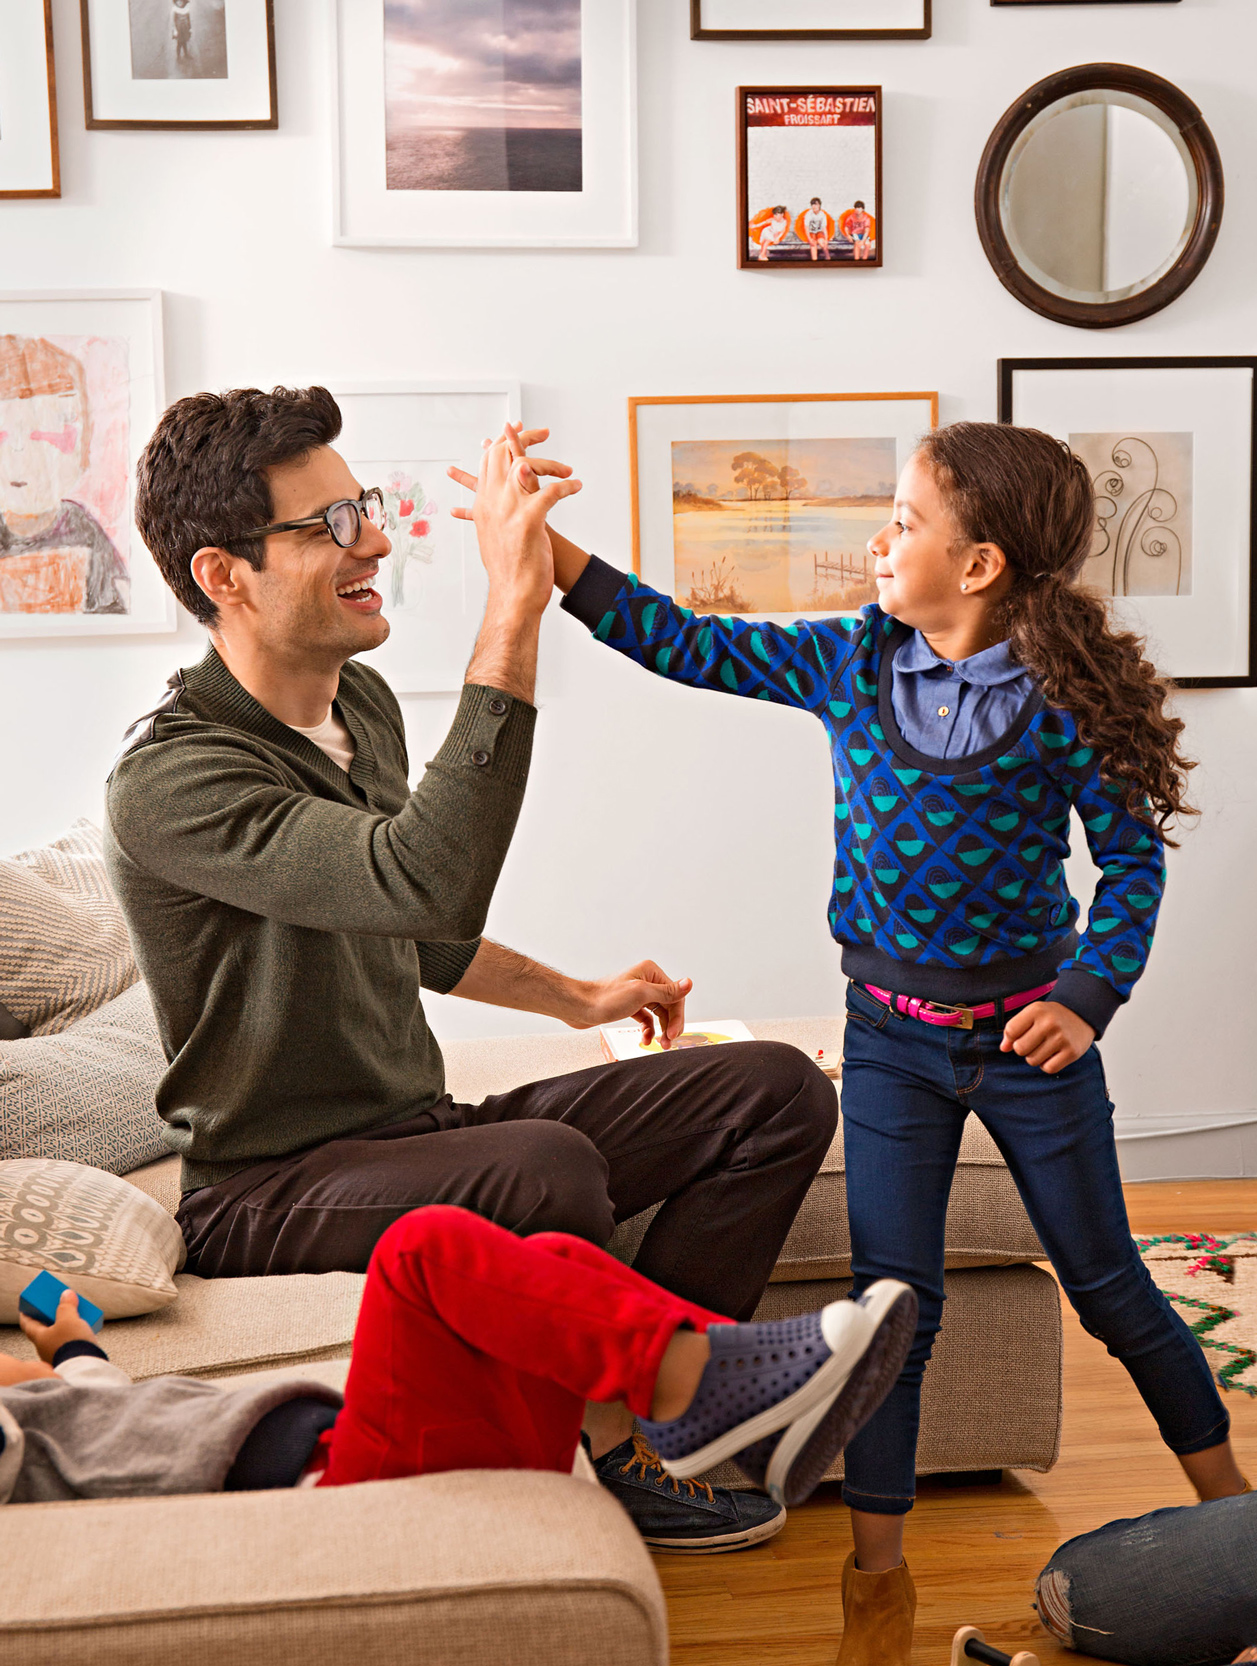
left=975, top=63, right=1224, bottom=330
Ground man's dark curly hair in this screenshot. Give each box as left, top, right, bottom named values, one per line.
left=134, top=386, right=343, bottom=625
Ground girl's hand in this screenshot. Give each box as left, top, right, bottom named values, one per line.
left=18, top=1288, right=98, bottom=1363
left=1000, top=1001, right=1095, bottom=1075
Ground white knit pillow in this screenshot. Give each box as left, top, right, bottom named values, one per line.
left=0, top=1159, right=184, bottom=1323
left=0, top=820, right=138, bottom=1036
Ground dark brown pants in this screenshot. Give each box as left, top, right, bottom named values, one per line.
left=176, top=1041, right=836, bottom=1320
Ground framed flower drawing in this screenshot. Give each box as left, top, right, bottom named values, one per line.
left=331, top=382, right=521, bottom=693
left=0, top=1, right=60, bottom=199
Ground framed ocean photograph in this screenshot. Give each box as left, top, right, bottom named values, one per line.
left=331, top=382, right=521, bottom=693
left=694, top=0, right=929, bottom=39
left=629, top=393, right=937, bottom=619
left=1000, top=357, right=1257, bottom=687
left=332, top=0, right=637, bottom=248
left=0, top=1, right=60, bottom=200
left=0, top=290, right=173, bottom=638
left=80, top=0, right=277, bottom=130
left=737, top=87, right=882, bottom=271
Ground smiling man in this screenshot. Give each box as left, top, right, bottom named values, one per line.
left=104, top=386, right=837, bottom=1553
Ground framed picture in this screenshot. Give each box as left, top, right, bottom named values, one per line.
left=331, top=383, right=521, bottom=694
left=80, top=0, right=277, bottom=130
left=737, top=87, right=882, bottom=271
left=999, top=357, right=1257, bottom=687
left=694, top=0, right=929, bottom=39
left=993, top=2, right=1176, bottom=7
left=332, top=0, right=637, bottom=248
left=0, top=290, right=173, bottom=638
left=0, top=1, right=60, bottom=199
left=629, top=392, right=937, bottom=617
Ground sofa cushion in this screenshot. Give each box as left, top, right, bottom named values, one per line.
left=0, top=821, right=137, bottom=1036
left=0, top=983, right=168, bottom=1174
left=0, top=1159, right=185, bottom=1324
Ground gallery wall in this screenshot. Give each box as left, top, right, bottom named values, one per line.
left=2, top=0, right=1255, bottom=1175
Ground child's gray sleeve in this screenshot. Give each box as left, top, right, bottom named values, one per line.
left=54, top=1342, right=132, bottom=1388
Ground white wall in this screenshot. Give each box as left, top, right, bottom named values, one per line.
left=3, top=0, right=1255, bottom=1171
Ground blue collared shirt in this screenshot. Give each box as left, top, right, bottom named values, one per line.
left=890, top=632, right=1037, bottom=759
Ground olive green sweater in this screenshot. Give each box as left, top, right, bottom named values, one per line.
left=104, top=648, right=535, bottom=1191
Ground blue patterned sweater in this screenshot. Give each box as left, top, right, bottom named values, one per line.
left=563, top=558, right=1167, bottom=1036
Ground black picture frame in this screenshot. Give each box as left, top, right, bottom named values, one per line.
left=693, top=0, right=930, bottom=38
left=999, top=357, right=1257, bottom=689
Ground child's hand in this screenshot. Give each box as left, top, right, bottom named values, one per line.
left=18, top=1288, right=98, bottom=1363
left=1000, top=1001, right=1096, bottom=1075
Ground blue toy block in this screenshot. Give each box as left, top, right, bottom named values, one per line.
left=18, top=1270, right=105, bottom=1334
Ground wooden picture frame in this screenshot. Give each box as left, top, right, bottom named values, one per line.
left=737, top=87, right=883, bottom=273
left=993, top=1, right=1178, bottom=8
left=1000, top=357, right=1257, bottom=688
left=693, top=0, right=930, bottom=39
left=0, top=0, right=60, bottom=199
left=81, top=0, right=278, bottom=131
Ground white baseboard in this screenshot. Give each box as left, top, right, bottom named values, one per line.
left=1115, top=1114, right=1257, bottom=1182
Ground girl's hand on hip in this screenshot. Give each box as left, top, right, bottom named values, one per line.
left=1000, top=1001, right=1096, bottom=1075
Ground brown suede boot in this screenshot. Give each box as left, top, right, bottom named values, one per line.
left=835, top=1551, right=916, bottom=1665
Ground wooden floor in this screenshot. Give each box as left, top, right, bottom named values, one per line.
left=657, top=1180, right=1257, bottom=1665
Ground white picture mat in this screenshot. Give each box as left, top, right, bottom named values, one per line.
left=0, top=3, right=55, bottom=192
left=1010, top=366, right=1253, bottom=679
left=634, top=396, right=935, bottom=618
left=700, top=0, right=924, bottom=28
left=0, top=290, right=173, bottom=638
left=333, top=384, right=520, bottom=693
left=84, top=0, right=274, bottom=122
left=332, top=0, right=637, bottom=247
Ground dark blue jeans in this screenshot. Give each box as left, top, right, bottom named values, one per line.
left=1037, top=1494, right=1257, bottom=1664
left=839, top=981, right=1229, bottom=1516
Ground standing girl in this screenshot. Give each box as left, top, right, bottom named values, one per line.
left=485, top=421, right=1246, bottom=1665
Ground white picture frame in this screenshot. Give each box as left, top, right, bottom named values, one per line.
left=0, top=1, right=59, bottom=198
left=692, top=0, right=930, bottom=40
left=332, top=382, right=521, bottom=694
left=331, top=0, right=638, bottom=248
left=0, top=289, right=173, bottom=639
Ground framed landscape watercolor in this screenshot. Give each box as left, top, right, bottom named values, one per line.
left=999, top=358, right=1256, bottom=687
left=81, top=0, right=277, bottom=130
left=630, top=393, right=937, bottom=618
left=0, top=2, right=60, bottom=199
left=331, top=383, right=521, bottom=693
left=332, top=0, right=637, bottom=248
left=0, top=291, right=172, bottom=638
left=694, top=0, right=929, bottom=39
left=737, top=88, right=882, bottom=271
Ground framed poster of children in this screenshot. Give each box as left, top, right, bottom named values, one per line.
left=694, top=0, right=929, bottom=37
left=0, top=1, right=60, bottom=199
left=737, top=88, right=882, bottom=271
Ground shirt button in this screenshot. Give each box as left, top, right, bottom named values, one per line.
left=488, top=698, right=507, bottom=716
left=938, top=705, right=950, bottom=717
left=471, top=749, right=490, bottom=767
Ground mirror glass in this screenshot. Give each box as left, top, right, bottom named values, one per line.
left=1000, top=92, right=1197, bottom=305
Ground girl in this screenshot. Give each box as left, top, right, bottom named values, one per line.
left=467, top=421, right=1246, bottom=1664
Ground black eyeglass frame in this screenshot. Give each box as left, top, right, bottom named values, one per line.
left=242, top=487, right=386, bottom=548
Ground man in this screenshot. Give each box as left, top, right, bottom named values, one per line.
left=106, top=385, right=837, bottom=1552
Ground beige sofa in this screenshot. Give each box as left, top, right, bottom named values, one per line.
left=0, top=1017, right=1060, bottom=1664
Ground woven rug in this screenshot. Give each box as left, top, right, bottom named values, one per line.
left=1137, top=1233, right=1257, bottom=1396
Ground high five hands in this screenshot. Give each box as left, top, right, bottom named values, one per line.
left=1000, top=1000, right=1096, bottom=1075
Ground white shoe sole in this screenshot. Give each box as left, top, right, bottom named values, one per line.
left=660, top=1279, right=915, bottom=1483
left=643, top=1503, right=787, bottom=1555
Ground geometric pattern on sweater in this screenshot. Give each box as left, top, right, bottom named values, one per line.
left=587, top=576, right=1164, bottom=1004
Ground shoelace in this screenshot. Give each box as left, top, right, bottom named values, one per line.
left=620, top=1428, right=715, bottom=1501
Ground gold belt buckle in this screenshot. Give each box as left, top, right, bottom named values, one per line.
left=921, top=1000, right=974, bottom=1030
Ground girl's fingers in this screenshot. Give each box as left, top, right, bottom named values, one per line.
left=535, top=477, right=583, bottom=508
left=450, top=506, right=473, bottom=521
left=447, top=465, right=478, bottom=489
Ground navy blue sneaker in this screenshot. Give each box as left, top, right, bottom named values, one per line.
left=591, top=1429, right=786, bottom=1554
left=640, top=1280, right=917, bottom=1508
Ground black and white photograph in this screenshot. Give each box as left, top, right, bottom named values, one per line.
left=127, top=0, right=229, bottom=82
left=81, top=0, right=276, bottom=129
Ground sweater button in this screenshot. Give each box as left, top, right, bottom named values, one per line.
left=488, top=698, right=507, bottom=716
left=472, top=749, right=490, bottom=767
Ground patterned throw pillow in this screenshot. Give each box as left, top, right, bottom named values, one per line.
left=0, top=1158, right=184, bottom=1324
left=0, top=982, right=169, bottom=1175
left=0, top=820, right=138, bottom=1035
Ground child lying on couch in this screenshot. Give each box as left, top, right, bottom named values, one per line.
left=0, top=1204, right=915, bottom=1547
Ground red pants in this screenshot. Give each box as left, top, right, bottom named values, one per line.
left=320, top=1206, right=725, bottom=1484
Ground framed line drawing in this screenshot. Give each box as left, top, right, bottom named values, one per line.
left=0, top=290, right=173, bottom=638
left=332, top=0, right=637, bottom=248
left=999, top=357, right=1257, bottom=687
left=81, top=0, right=278, bottom=130
left=0, top=1, right=60, bottom=199
left=630, top=392, right=937, bottom=618
left=331, top=383, right=521, bottom=693
left=738, top=88, right=882, bottom=271
left=694, top=0, right=930, bottom=39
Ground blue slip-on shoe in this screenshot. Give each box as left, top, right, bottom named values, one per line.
left=639, top=1279, right=917, bottom=1508
left=590, top=1429, right=786, bottom=1554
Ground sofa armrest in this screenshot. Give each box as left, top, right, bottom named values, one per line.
left=0, top=1470, right=667, bottom=1666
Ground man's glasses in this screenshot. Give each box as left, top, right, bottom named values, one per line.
left=244, top=487, right=386, bottom=549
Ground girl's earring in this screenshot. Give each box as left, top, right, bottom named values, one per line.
left=960, top=583, right=968, bottom=592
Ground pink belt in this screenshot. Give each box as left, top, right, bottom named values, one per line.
left=862, top=981, right=1056, bottom=1031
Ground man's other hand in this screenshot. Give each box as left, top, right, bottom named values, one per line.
left=572, top=960, right=693, bottom=1049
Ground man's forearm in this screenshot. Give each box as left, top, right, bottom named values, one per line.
left=448, top=939, right=589, bottom=1024
left=464, top=593, right=542, bottom=706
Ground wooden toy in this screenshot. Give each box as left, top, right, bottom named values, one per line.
left=950, top=1626, right=1040, bottom=1666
